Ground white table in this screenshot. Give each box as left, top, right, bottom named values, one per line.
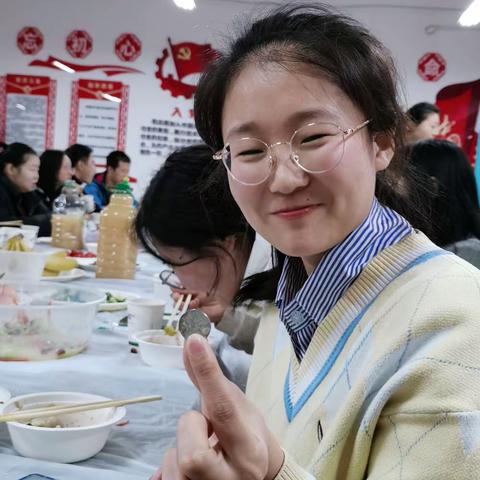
left=0, top=249, right=251, bottom=480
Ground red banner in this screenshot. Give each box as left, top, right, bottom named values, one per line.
left=29, top=56, right=142, bottom=77
left=436, top=79, right=480, bottom=165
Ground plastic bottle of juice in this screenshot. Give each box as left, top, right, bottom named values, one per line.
left=51, top=181, right=86, bottom=250
left=96, top=179, right=137, bottom=279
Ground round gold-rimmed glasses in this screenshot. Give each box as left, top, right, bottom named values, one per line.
left=213, top=120, right=370, bottom=186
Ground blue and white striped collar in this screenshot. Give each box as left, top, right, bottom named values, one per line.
left=275, top=198, right=412, bottom=360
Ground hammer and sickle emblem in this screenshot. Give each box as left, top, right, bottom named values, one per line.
left=177, top=47, right=191, bottom=61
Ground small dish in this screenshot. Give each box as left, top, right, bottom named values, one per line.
left=41, top=268, right=87, bottom=282
left=68, top=256, right=96, bottom=268
left=99, top=290, right=140, bottom=312
left=3, top=391, right=126, bottom=463
left=134, top=329, right=184, bottom=370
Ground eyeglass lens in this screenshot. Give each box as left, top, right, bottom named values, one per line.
left=224, top=122, right=345, bottom=185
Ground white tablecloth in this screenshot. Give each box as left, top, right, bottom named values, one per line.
left=0, top=249, right=251, bottom=480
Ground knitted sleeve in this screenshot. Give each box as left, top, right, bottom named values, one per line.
left=274, top=451, right=315, bottom=480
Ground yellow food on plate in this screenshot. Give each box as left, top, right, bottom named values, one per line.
left=43, top=251, right=78, bottom=276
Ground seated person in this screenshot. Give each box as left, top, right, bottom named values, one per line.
left=84, top=150, right=134, bottom=211
left=410, top=139, right=480, bottom=268
left=37, top=149, right=73, bottom=209
left=64, top=143, right=96, bottom=189
left=406, top=102, right=453, bottom=143
left=0, top=143, right=51, bottom=235
left=135, top=144, right=273, bottom=356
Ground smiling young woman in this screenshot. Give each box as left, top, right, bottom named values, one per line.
left=153, top=5, right=480, bottom=480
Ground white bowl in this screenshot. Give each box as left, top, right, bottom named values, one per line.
left=3, top=391, right=126, bottom=463
left=0, top=282, right=103, bottom=361
left=135, top=329, right=184, bottom=369
left=0, top=226, right=39, bottom=250
left=0, top=250, right=48, bottom=281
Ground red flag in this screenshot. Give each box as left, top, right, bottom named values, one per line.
left=168, top=39, right=217, bottom=80
left=435, top=79, right=480, bottom=165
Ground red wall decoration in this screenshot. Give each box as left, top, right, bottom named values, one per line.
left=155, top=38, right=218, bottom=99
left=17, top=27, right=44, bottom=55
left=66, top=30, right=93, bottom=59
left=436, top=79, right=480, bottom=165
left=69, top=79, right=129, bottom=162
left=115, top=33, right=142, bottom=62
left=417, top=52, right=446, bottom=82
left=0, top=74, right=56, bottom=151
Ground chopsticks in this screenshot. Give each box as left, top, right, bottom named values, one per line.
left=167, top=293, right=192, bottom=330
left=0, top=220, right=23, bottom=226
left=0, top=394, right=162, bottom=424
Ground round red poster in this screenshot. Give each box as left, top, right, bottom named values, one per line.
left=417, top=52, right=446, bottom=82
left=17, top=27, right=44, bottom=55
left=115, top=33, right=142, bottom=62
left=66, top=30, right=93, bottom=59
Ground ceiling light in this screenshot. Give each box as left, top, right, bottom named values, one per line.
left=459, top=0, right=480, bottom=26
left=52, top=60, right=75, bottom=73
left=173, top=0, right=196, bottom=10
left=101, top=93, right=121, bottom=103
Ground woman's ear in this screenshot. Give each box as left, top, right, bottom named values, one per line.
left=3, top=163, right=16, bottom=179
left=223, top=234, right=238, bottom=253
left=373, top=133, right=394, bottom=172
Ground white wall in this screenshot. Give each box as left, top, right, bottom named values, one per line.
left=0, top=0, right=478, bottom=195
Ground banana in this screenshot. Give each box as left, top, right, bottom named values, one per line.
left=5, top=234, right=30, bottom=252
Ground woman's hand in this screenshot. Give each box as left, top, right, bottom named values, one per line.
left=152, top=334, right=284, bottom=480
left=437, top=115, right=455, bottom=136
left=171, top=289, right=228, bottom=324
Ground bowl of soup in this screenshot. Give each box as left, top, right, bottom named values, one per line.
left=0, top=282, right=103, bottom=361
left=134, top=329, right=184, bottom=369
left=2, top=391, right=126, bottom=463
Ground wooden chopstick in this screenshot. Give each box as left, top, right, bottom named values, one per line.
left=0, top=220, right=23, bottom=226
left=167, top=294, right=184, bottom=329
left=180, top=294, right=192, bottom=317
left=0, top=394, right=162, bottom=423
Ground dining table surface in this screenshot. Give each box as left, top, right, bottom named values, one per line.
left=0, top=241, right=251, bottom=480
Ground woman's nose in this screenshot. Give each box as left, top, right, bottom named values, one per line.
left=268, top=143, right=309, bottom=194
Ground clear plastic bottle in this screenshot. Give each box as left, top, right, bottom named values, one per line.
left=96, top=180, right=137, bottom=279
left=51, top=180, right=86, bottom=250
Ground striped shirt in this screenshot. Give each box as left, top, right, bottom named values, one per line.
left=275, top=198, right=412, bottom=360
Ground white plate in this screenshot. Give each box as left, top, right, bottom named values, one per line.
left=68, top=256, right=97, bottom=267
left=0, top=386, right=11, bottom=406
left=41, top=268, right=87, bottom=282
left=36, top=236, right=52, bottom=244
left=80, top=260, right=143, bottom=273
left=99, top=290, right=140, bottom=312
